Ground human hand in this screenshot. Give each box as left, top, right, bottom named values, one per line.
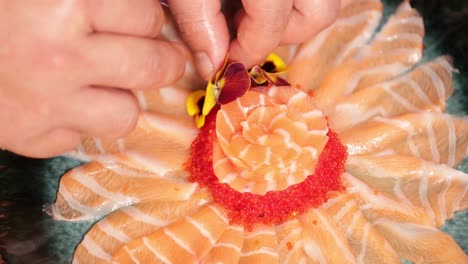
left=168, top=0, right=353, bottom=80
left=0, top=0, right=186, bottom=158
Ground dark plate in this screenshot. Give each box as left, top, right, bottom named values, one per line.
left=1, top=1, right=467, bottom=263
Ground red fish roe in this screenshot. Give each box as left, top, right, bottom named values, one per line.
left=185, top=109, right=347, bottom=229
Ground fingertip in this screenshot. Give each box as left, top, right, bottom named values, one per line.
left=229, top=39, right=269, bottom=69
left=168, top=0, right=229, bottom=80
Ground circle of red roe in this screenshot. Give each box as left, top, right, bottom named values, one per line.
left=184, top=108, right=347, bottom=230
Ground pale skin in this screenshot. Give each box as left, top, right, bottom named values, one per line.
left=0, top=0, right=351, bottom=158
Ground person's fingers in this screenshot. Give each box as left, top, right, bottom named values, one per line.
left=168, top=0, right=229, bottom=80
left=83, top=34, right=187, bottom=90
left=65, top=86, right=139, bottom=139
left=282, top=0, right=341, bottom=44
left=10, top=129, right=82, bottom=158
left=229, top=0, right=293, bottom=68
left=87, top=0, right=165, bottom=37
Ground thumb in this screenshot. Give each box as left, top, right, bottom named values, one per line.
left=168, top=0, right=229, bottom=80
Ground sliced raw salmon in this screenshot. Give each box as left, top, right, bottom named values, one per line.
left=112, top=203, right=229, bottom=263
left=374, top=218, right=468, bottom=263
left=70, top=111, right=198, bottom=176
left=47, top=160, right=198, bottom=221
left=345, top=154, right=468, bottom=226
left=314, top=1, right=425, bottom=112
left=298, top=209, right=357, bottom=264
left=203, top=224, right=245, bottom=264
left=340, top=112, right=468, bottom=167
left=285, top=0, right=383, bottom=92
left=72, top=190, right=211, bottom=264
left=47, top=1, right=468, bottom=263
left=214, top=86, right=328, bottom=194
left=329, top=56, right=455, bottom=132
left=321, top=193, right=401, bottom=263
left=344, top=169, right=467, bottom=264
left=239, top=225, right=279, bottom=263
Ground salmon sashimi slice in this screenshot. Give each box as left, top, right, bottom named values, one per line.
left=285, top=0, right=383, bottom=92
left=239, top=225, right=279, bottom=263
left=47, top=160, right=198, bottom=221
left=203, top=224, right=245, bottom=264
left=214, top=86, right=329, bottom=194
left=298, top=209, right=357, bottom=264
left=373, top=219, right=468, bottom=264
left=329, top=56, right=455, bottom=132
left=321, top=193, right=400, bottom=264
left=70, top=112, right=198, bottom=175
left=343, top=173, right=433, bottom=226
left=314, top=1, right=425, bottom=112
left=340, top=113, right=468, bottom=167
left=112, top=203, right=229, bottom=263
left=345, top=154, right=468, bottom=227
left=274, top=220, right=306, bottom=264
left=73, top=190, right=211, bottom=264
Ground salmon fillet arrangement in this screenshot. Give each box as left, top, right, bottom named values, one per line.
left=48, top=1, right=468, bottom=263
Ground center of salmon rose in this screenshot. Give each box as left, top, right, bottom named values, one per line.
left=185, top=86, right=347, bottom=228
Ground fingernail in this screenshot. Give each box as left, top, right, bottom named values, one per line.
left=195, top=52, right=214, bottom=80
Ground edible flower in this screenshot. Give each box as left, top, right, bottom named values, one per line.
left=186, top=55, right=250, bottom=127
left=249, top=52, right=289, bottom=86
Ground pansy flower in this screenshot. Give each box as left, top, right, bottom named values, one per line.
left=49, top=1, right=468, bottom=264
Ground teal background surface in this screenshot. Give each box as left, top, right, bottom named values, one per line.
left=0, top=0, right=467, bottom=263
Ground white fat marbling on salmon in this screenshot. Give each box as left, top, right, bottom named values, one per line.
left=244, top=228, right=276, bottom=239
left=315, top=210, right=357, bottom=263
left=53, top=185, right=99, bottom=220
left=333, top=200, right=355, bottom=222
left=420, top=65, right=446, bottom=102
left=337, top=10, right=382, bottom=63
left=357, top=223, right=372, bottom=264
left=381, top=82, right=423, bottom=113
left=143, top=237, right=173, bottom=264
left=375, top=32, right=423, bottom=43
left=123, top=245, right=141, bottom=264
left=103, top=162, right=160, bottom=179
left=419, top=173, right=436, bottom=225
left=302, top=239, right=327, bottom=264
left=97, top=218, right=131, bottom=243
left=345, top=211, right=362, bottom=238
left=70, top=167, right=138, bottom=206
left=445, top=116, right=457, bottom=167
left=424, top=115, right=440, bottom=163
left=394, top=178, right=414, bottom=206
left=278, top=227, right=301, bottom=249
left=399, top=76, right=434, bottom=106
left=343, top=63, right=406, bottom=95
left=344, top=173, right=419, bottom=218
left=121, top=206, right=169, bottom=227
left=164, top=228, right=196, bottom=255
left=438, top=174, right=450, bottom=221
left=81, top=236, right=112, bottom=261
left=374, top=116, right=420, bottom=157
left=240, top=248, right=279, bottom=258
left=453, top=184, right=468, bottom=211
left=214, top=242, right=242, bottom=252
left=186, top=216, right=217, bottom=245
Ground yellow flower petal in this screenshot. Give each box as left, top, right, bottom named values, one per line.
left=186, top=90, right=206, bottom=117
left=202, top=81, right=218, bottom=116
left=263, top=52, right=287, bottom=73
